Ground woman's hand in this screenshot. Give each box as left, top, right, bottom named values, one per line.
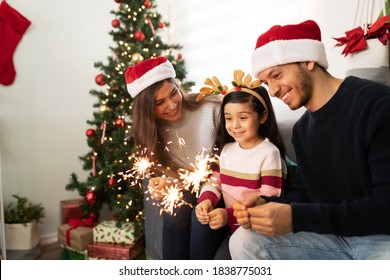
left=147, top=177, right=174, bottom=201
left=195, top=200, right=213, bottom=224
left=208, top=208, right=228, bottom=230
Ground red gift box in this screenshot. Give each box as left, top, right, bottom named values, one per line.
left=87, top=236, right=145, bottom=260
left=61, top=199, right=85, bottom=224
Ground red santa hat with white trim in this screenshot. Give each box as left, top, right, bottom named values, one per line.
left=125, top=56, right=176, bottom=98
left=252, top=20, right=328, bottom=78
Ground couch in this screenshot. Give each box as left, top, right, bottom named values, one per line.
left=142, top=120, right=296, bottom=259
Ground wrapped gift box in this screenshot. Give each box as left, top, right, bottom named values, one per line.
left=87, top=236, right=145, bottom=260
left=60, top=199, right=85, bottom=224
left=58, top=222, right=93, bottom=251
left=60, top=244, right=87, bottom=260
left=93, top=220, right=138, bottom=245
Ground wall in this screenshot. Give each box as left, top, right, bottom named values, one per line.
left=0, top=0, right=368, bottom=242
left=0, top=0, right=117, bottom=243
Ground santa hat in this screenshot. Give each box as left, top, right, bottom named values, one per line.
left=125, top=56, right=176, bottom=98
left=252, top=20, right=328, bottom=78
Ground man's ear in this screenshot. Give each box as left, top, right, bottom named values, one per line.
left=301, top=61, right=316, bottom=71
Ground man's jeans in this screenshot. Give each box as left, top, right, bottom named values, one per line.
left=229, top=227, right=390, bottom=260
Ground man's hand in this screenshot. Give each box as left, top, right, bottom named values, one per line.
left=247, top=202, right=292, bottom=236
left=233, top=195, right=266, bottom=229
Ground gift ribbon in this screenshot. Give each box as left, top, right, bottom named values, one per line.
left=65, top=217, right=95, bottom=247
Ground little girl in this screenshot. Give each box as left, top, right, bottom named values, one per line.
left=195, top=70, right=289, bottom=259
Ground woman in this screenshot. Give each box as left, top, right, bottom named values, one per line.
left=125, top=56, right=224, bottom=259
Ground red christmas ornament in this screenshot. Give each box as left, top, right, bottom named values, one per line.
left=119, top=4, right=123, bottom=10
left=134, top=31, right=145, bottom=41
left=85, top=191, right=97, bottom=205
left=115, top=118, right=125, bottom=127
left=108, top=177, right=117, bottom=186
left=86, top=128, right=96, bottom=137
left=158, top=22, right=165, bottom=28
left=88, top=212, right=99, bottom=222
left=177, top=53, right=183, bottom=59
left=114, top=0, right=122, bottom=3
left=95, top=74, right=106, bottom=86
left=112, top=19, right=120, bottom=28
left=144, top=0, right=152, bottom=8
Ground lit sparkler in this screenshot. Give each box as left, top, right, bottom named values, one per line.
left=146, top=178, right=191, bottom=216
left=118, top=148, right=155, bottom=182
left=178, top=150, right=218, bottom=197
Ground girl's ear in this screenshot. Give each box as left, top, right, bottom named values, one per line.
left=259, top=110, right=268, bottom=124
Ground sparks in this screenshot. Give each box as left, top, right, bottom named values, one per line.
left=178, top=150, right=218, bottom=197
left=147, top=178, right=191, bottom=216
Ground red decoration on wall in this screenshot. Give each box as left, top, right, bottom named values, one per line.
left=134, top=31, right=145, bottom=41
left=95, top=74, right=106, bottom=86
left=0, top=1, right=31, bottom=86
left=112, top=19, right=120, bottom=28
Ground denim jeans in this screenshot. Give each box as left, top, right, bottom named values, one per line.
left=162, top=192, right=228, bottom=259
left=189, top=209, right=228, bottom=260
left=229, top=227, right=390, bottom=260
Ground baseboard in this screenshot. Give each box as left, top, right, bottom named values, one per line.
left=40, top=232, right=58, bottom=247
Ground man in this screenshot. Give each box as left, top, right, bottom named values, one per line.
left=229, top=20, right=390, bottom=259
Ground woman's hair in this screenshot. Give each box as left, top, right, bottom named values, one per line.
left=131, top=78, right=218, bottom=171
left=214, top=87, right=293, bottom=192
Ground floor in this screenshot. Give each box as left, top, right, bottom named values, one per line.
left=38, top=242, right=63, bottom=260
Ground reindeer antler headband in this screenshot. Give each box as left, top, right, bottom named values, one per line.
left=197, top=70, right=268, bottom=112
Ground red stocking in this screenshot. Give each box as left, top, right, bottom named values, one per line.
left=0, top=1, right=31, bottom=86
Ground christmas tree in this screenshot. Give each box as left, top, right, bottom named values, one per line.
left=66, top=0, right=194, bottom=236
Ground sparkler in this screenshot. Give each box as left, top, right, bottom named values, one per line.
left=178, top=149, right=218, bottom=197
left=118, top=148, right=155, bottom=182
left=146, top=177, right=191, bottom=216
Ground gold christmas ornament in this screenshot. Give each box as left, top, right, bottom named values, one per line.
left=99, top=104, right=110, bottom=112
left=131, top=52, right=144, bottom=65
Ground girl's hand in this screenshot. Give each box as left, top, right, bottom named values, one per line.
left=208, top=208, right=228, bottom=230
left=195, top=200, right=213, bottom=224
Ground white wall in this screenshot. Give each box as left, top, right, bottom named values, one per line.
left=0, top=0, right=365, bottom=241
left=0, top=0, right=117, bottom=242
